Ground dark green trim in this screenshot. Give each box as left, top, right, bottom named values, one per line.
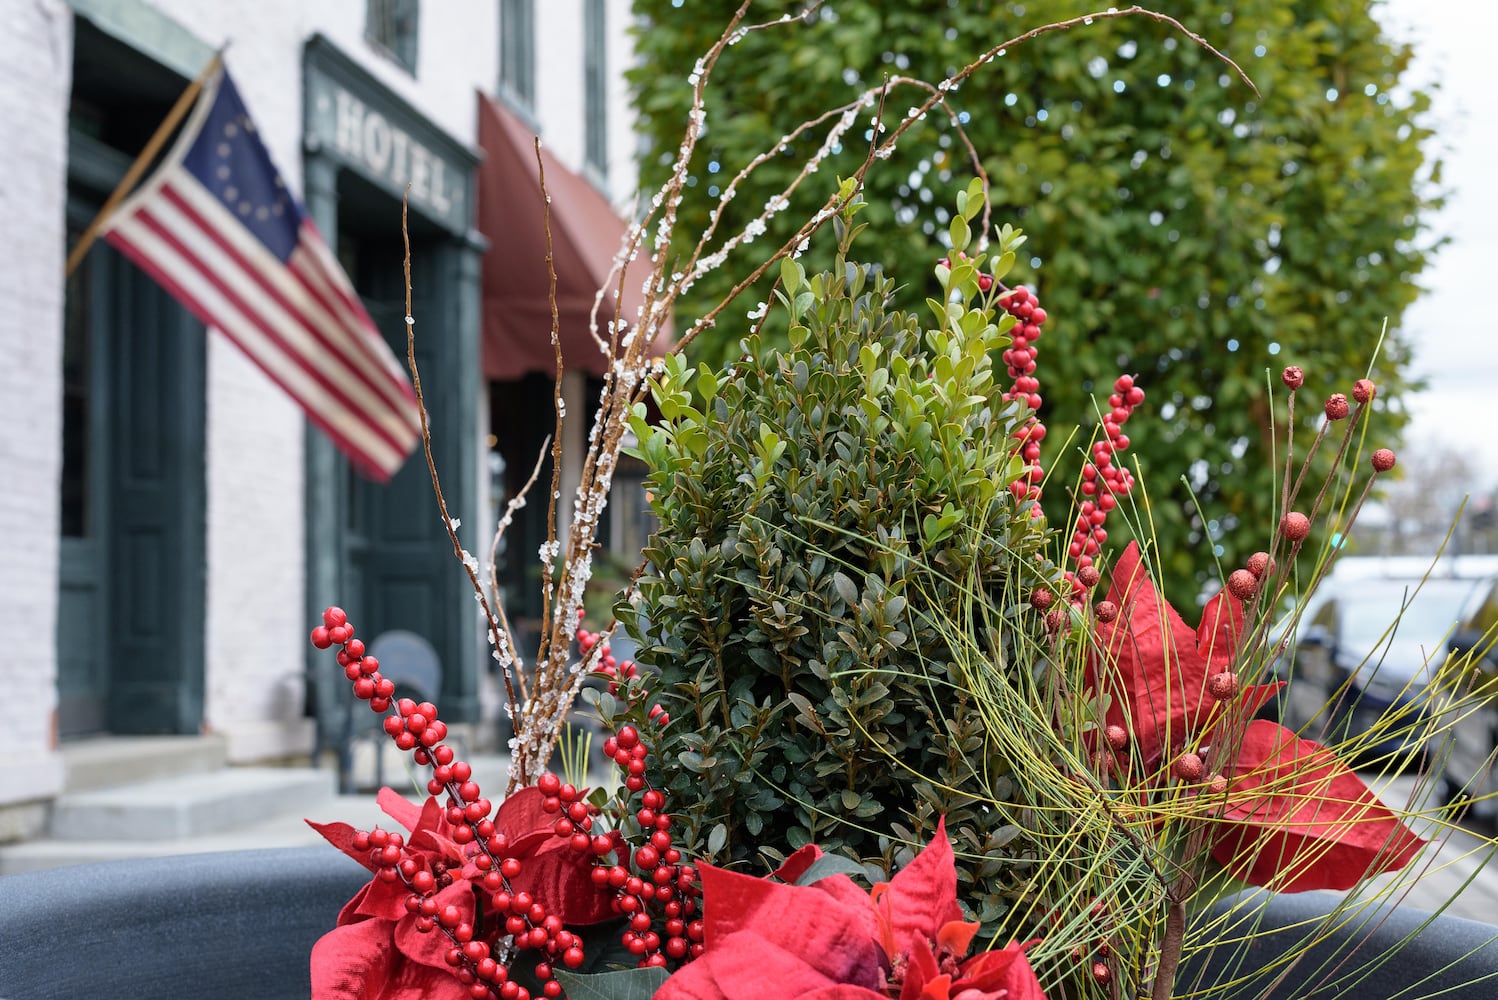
left=303, top=153, right=348, bottom=756
left=303, top=35, right=478, bottom=237
left=67, top=0, right=213, bottom=79
left=66, top=132, right=134, bottom=195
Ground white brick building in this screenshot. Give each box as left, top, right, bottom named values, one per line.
left=0, top=0, right=648, bottom=834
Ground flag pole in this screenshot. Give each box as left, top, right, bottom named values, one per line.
left=64, top=47, right=226, bottom=278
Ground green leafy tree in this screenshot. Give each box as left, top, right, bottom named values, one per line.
left=628, top=0, right=1439, bottom=599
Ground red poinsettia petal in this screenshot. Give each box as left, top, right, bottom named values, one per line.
left=355, top=874, right=422, bottom=922
left=879, top=818, right=962, bottom=958
left=935, top=920, right=981, bottom=958
left=958, top=942, right=1048, bottom=1000
left=508, top=830, right=621, bottom=925
left=1090, top=542, right=1259, bottom=773
left=335, top=882, right=374, bottom=926
left=1093, top=542, right=1213, bottom=768
left=307, top=819, right=379, bottom=872
left=495, top=785, right=554, bottom=838
left=393, top=880, right=474, bottom=968
left=899, top=939, right=944, bottom=1000
left=656, top=928, right=883, bottom=1000
left=312, top=917, right=395, bottom=1000
left=811, top=872, right=878, bottom=917
left=914, top=973, right=953, bottom=1000
left=312, top=917, right=471, bottom=1000
left=1196, top=588, right=1244, bottom=672
left=1209, top=720, right=1427, bottom=892
left=377, top=787, right=425, bottom=834
left=774, top=843, right=825, bottom=883
left=697, top=863, right=883, bottom=988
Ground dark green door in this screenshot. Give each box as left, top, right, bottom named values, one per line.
left=58, top=185, right=207, bottom=738
left=341, top=231, right=468, bottom=711
left=57, top=204, right=111, bottom=738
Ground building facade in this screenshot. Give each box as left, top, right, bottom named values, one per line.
left=0, top=0, right=647, bottom=833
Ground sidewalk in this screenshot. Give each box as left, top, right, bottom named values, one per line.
left=1359, top=772, right=1498, bottom=923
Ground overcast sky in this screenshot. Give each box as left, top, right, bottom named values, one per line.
left=1378, top=0, right=1498, bottom=487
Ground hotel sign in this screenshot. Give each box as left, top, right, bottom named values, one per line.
left=303, top=37, right=477, bottom=236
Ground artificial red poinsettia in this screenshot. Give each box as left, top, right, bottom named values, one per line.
left=655, top=819, right=1047, bottom=1000
left=1208, top=719, right=1426, bottom=892
left=309, top=790, right=474, bottom=1000
left=308, top=785, right=619, bottom=1000
left=1087, top=540, right=1282, bottom=773
left=466, top=785, right=621, bottom=924
left=1087, top=542, right=1426, bottom=892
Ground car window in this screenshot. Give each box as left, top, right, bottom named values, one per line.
left=1461, top=580, right=1498, bottom=636
left=1338, top=578, right=1483, bottom=645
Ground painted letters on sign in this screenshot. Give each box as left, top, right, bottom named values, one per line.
left=303, top=40, right=475, bottom=236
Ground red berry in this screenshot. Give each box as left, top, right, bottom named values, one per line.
left=617, top=726, right=640, bottom=751
left=1226, top=569, right=1258, bottom=601
left=1104, top=724, right=1129, bottom=751
left=1030, top=588, right=1054, bottom=611
left=1281, top=511, right=1311, bottom=543
left=1092, top=961, right=1113, bottom=984
left=1324, top=393, right=1350, bottom=421
left=1281, top=366, right=1304, bottom=390
left=1372, top=448, right=1396, bottom=473
left=1247, top=551, right=1273, bottom=579
left=323, top=607, right=348, bottom=629
left=1173, top=752, right=1204, bottom=782
left=1353, top=378, right=1376, bottom=404
left=1095, top=600, right=1118, bottom=624
left=1208, top=671, right=1240, bottom=701
left=310, top=626, right=332, bottom=649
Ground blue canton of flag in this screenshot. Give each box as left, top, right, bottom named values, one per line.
left=100, top=64, right=421, bottom=480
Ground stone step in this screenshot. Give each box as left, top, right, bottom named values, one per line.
left=61, top=734, right=230, bottom=793
left=0, top=792, right=400, bottom=876
left=48, top=767, right=337, bottom=842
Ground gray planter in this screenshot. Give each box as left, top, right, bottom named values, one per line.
left=0, top=848, right=367, bottom=1000
left=1, top=850, right=1495, bottom=998
left=1185, top=890, right=1498, bottom=999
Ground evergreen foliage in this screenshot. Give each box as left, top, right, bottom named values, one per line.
left=628, top=0, right=1439, bottom=598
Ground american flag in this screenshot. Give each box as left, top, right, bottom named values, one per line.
left=100, top=65, right=422, bottom=480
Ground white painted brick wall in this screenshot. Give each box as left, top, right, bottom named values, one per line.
left=0, top=0, right=648, bottom=781
left=0, top=0, right=72, bottom=805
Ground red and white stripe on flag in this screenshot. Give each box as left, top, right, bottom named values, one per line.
left=98, top=67, right=422, bottom=481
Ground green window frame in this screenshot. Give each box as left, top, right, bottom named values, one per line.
left=366, top=0, right=420, bottom=74
left=499, top=0, right=536, bottom=112
left=583, top=0, right=608, bottom=178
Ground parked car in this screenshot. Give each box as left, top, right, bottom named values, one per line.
left=1442, top=627, right=1498, bottom=830
left=1276, top=564, right=1498, bottom=782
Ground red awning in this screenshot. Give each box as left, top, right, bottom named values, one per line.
left=477, top=93, right=668, bottom=381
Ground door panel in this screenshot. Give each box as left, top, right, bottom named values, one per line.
left=57, top=207, right=110, bottom=738
left=343, top=240, right=462, bottom=702
left=104, top=243, right=207, bottom=733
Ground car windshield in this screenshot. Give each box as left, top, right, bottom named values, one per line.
left=1339, top=578, right=1482, bottom=646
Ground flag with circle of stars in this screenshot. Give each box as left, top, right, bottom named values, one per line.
left=100, top=64, right=421, bottom=480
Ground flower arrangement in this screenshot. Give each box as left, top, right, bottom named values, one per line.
left=304, top=5, right=1497, bottom=1000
